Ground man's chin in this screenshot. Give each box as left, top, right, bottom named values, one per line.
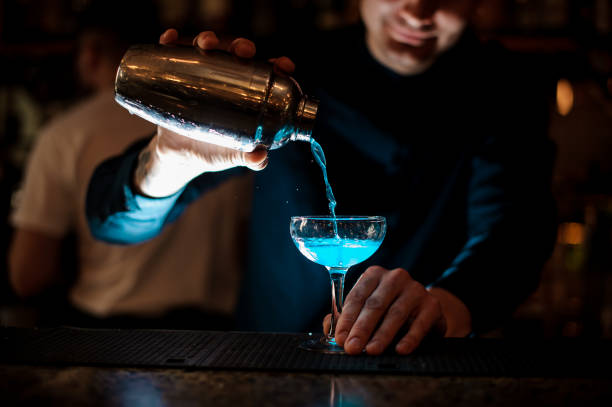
left=384, top=38, right=436, bottom=74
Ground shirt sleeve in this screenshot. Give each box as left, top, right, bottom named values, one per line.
left=85, top=136, right=242, bottom=244
left=11, top=127, right=76, bottom=236
left=431, top=83, right=557, bottom=333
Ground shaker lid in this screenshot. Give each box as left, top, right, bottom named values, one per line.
left=295, top=96, right=319, bottom=140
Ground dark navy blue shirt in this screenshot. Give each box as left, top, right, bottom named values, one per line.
left=86, top=26, right=556, bottom=333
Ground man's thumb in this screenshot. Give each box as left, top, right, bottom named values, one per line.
left=243, top=147, right=268, bottom=171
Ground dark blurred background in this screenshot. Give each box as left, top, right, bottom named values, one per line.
left=1, top=0, right=611, bottom=338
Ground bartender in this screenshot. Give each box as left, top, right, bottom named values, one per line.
left=86, top=0, right=556, bottom=354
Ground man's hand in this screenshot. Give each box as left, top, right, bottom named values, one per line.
left=323, top=266, right=472, bottom=355
left=134, top=29, right=296, bottom=198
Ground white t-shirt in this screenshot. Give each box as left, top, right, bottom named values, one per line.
left=11, top=89, right=251, bottom=318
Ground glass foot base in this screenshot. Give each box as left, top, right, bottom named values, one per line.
left=299, top=336, right=346, bottom=354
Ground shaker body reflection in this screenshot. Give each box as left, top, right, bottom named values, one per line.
left=114, top=44, right=318, bottom=151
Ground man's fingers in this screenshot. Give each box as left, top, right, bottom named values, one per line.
left=343, top=269, right=408, bottom=355
left=364, top=287, right=424, bottom=355
left=163, top=30, right=258, bottom=60
left=193, top=33, right=256, bottom=57
left=159, top=28, right=179, bottom=45
left=396, top=297, right=444, bottom=355
left=243, top=147, right=268, bottom=171
left=228, top=38, right=256, bottom=58
left=166, top=30, right=258, bottom=59
left=194, top=31, right=220, bottom=50
left=269, top=57, right=296, bottom=74
left=334, top=266, right=385, bottom=347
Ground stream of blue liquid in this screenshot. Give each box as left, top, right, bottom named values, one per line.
left=310, top=138, right=338, bottom=236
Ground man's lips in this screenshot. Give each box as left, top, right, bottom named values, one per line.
left=386, top=23, right=436, bottom=47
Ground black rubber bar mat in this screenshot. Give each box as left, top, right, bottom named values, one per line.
left=1, top=327, right=610, bottom=377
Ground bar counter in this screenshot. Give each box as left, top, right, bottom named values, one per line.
left=2, top=365, right=612, bottom=406
left=1, top=327, right=611, bottom=406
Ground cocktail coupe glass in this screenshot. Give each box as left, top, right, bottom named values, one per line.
left=290, top=216, right=386, bottom=353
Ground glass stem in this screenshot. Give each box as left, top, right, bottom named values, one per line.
left=327, top=267, right=348, bottom=341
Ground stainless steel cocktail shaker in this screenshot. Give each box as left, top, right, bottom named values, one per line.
left=114, top=44, right=318, bottom=151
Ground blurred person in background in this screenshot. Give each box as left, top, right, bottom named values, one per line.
left=8, top=0, right=249, bottom=329
left=87, top=0, right=557, bottom=353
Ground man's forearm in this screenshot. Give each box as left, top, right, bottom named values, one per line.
left=85, top=136, right=183, bottom=244
left=9, top=229, right=63, bottom=298
left=86, top=134, right=243, bottom=244
left=133, top=135, right=203, bottom=198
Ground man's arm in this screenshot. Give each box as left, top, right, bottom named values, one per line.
left=86, top=29, right=296, bottom=244
left=330, top=115, right=556, bottom=355
left=432, top=132, right=557, bottom=332
left=9, top=229, right=63, bottom=298
left=85, top=137, right=185, bottom=244
left=8, top=109, right=75, bottom=298
left=327, top=53, right=556, bottom=354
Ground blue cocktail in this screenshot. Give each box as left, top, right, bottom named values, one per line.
left=290, top=216, right=386, bottom=353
